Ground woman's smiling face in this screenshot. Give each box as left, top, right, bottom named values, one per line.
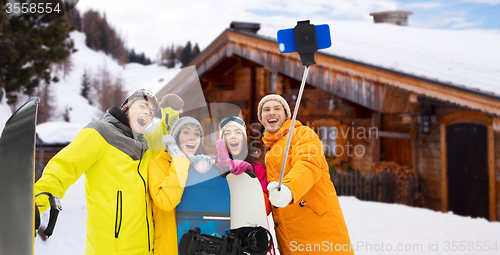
left=178, top=125, right=201, bottom=156
left=223, top=125, right=245, bottom=156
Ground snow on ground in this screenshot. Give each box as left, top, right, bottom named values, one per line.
left=34, top=175, right=500, bottom=255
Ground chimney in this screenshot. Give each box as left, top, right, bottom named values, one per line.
left=230, top=21, right=261, bottom=34
left=369, top=10, right=413, bottom=26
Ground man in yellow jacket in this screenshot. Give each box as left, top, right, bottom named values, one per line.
left=258, top=94, right=354, bottom=254
left=34, top=90, right=183, bottom=255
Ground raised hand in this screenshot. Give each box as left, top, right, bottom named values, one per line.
left=215, top=139, right=232, bottom=172
left=188, top=154, right=214, bottom=174
left=230, top=160, right=252, bottom=175
left=160, top=94, right=184, bottom=134
left=163, top=134, right=186, bottom=158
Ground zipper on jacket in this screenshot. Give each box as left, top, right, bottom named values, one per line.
left=136, top=146, right=151, bottom=251
left=114, top=190, right=123, bottom=238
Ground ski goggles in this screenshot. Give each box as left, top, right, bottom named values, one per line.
left=121, top=89, right=160, bottom=114
left=219, top=114, right=246, bottom=129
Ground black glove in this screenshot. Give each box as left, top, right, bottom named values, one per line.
left=34, top=192, right=62, bottom=238
left=161, top=94, right=184, bottom=110
left=35, top=204, right=40, bottom=231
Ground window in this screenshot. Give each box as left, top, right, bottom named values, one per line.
left=269, top=71, right=277, bottom=92
left=314, top=119, right=348, bottom=163
left=318, top=126, right=336, bottom=156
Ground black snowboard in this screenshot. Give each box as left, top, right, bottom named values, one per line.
left=0, top=97, right=39, bottom=255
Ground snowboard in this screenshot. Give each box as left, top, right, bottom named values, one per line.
left=176, top=167, right=231, bottom=242
left=226, top=171, right=268, bottom=230
left=0, top=97, right=39, bottom=255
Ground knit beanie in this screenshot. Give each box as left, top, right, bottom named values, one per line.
left=219, top=114, right=247, bottom=139
left=257, top=94, right=291, bottom=121
left=121, top=89, right=159, bottom=114
left=170, top=117, right=204, bottom=145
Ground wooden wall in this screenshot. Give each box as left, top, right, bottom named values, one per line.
left=199, top=54, right=500, bottom=220
left=203, top=64, right=375, bottom=169
left=381, top=114, right=413, bottom=166
left=347, top=119, right=374, bottom=172
left=417, top=98, right=500, bottom=220
left=35, top=144, right=67, bottom=166
left=495, top=132, right=500, bottom=220
left=417, top=121, right=442, bottom=211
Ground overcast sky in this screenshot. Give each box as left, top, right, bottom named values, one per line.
left=74, top=0, right=500, bottom=59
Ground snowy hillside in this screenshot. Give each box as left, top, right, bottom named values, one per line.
left=0, top=89, right=11, bottom=133
left=0, top=31, right=181, bottom=143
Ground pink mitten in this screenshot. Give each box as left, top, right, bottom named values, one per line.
left=231, top=160, right=252, bottom=175
left=216, top=139, right=232, bottom=172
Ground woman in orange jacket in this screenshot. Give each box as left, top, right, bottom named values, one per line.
left=258, top=94, right=354, bottom=255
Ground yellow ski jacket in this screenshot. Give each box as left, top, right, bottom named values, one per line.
left=262, top=119, right=354, bottom=255
left=148, top=151, right=190, bottom=255
left=34, top=106, right=178, bottom=255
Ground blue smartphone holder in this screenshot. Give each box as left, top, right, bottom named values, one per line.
left=277, top=20, right=331, bottom=66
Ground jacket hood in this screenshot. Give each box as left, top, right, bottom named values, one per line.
left=262, top=119, right=303, bottom=148
left=98, top=106, right=149, bottom=152
left=108, top=106, right=130, bottom=127
left=106, top=106, right=145, bottom=140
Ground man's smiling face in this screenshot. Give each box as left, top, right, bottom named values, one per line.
left=260, top=100, right=287, bottom=133
left=127, top=100, right=154, bottom=133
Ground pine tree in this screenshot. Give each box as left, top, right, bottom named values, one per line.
left=82, top=10, right=128, bottom=65
left=180, top=41, right=192, bottom=68
left=128, top=49, right=136, bottom=63
left=0, top=6, right=76, bottom=104
left=66, top=5, right=82, bottom=31
left=128, top=49, right=152, bottom=65
left=81, top=70, right=91, bottom=99
left=168, top=44, right=176, bottom=68
left=192, top=43, right=201, bottom=61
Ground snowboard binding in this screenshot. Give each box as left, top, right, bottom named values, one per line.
left=179, top=226, right=273, bottom=255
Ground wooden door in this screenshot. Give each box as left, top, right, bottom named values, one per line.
left=446, top=123, right=489, bottom=219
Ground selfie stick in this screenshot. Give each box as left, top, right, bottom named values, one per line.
left=276, top=20, right=331, bottom=191
left=277, top=66, right=309, bottom=191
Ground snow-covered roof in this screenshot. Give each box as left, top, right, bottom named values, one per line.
left=256, top=20, right=500, bottom=99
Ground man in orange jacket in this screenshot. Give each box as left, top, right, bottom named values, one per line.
left=258, top=94, right=354, bottom=254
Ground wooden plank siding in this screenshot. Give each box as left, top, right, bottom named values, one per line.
left=381, top=114, right=413, bottom=166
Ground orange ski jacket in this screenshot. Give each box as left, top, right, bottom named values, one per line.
left=262, top=119, right=354, bottom=254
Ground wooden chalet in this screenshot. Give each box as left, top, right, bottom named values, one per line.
left=158, top=21, right=500, bottom=222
